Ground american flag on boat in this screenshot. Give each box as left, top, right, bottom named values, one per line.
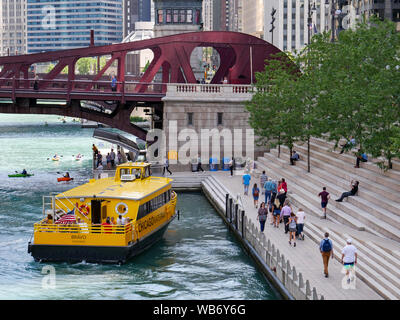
left=55, top=208, right=76, bottom=224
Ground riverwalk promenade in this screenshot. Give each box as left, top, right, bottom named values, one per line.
left=93, top=169, right=399, bottom=299
left=210, top=171, right=385, bottom=300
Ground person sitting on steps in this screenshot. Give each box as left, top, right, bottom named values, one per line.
left=355, top=149, right=368, bottom=168
left=335, top=180, right=359, bottom=202
left=290, top=150, right=300, bottom=165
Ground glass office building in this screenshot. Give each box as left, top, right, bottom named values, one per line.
left=27, top=0, right=123, bottom=53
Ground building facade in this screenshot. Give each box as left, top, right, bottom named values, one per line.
left=212, top=0, right=242, bottom=32
left=264, top=0, right=400, bottom=53
left=123, top=0, right=152, bottom=37
left=242, top=0, right=264, bottom=38
left=0, top=0, right=27, bottom=56
left=153, top=0, right=203, bottom=37
left=27, top=0, right=123, bottom=53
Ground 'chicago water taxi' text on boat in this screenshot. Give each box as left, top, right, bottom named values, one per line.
left=28, top=162, right=177, bottom=263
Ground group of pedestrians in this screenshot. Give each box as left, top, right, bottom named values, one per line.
left=247, top=172, right=305, bottom=246
left=320, top=233, right=358, bottom=282
left=93, top=144, right=122, bottom=169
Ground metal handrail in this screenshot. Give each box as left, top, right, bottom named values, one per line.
left=50, top=192, right=91, bottom=224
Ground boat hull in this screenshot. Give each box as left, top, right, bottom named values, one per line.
left=28, top=216, right=175, bottom=264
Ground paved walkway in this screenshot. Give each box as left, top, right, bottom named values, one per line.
left=212, top=171, right=383, bottom=300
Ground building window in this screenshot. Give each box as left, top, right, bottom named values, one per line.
left=180, top=10, right=186, bottom=23
left=187, top=9, right=193, bottom=23
left=173, top=9, right=179, bottom=23
left=217, top=113, right=223, bottom=126
left=157, top=9, right=163, bottom=23
left=187, top=113, right=193, bottom=125
left=166, top=9, right=172, bottom=23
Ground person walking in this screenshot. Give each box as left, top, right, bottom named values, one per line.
left=318, top=187, right=330, bottom=219
left=341, top=238, right=358, bottom=284
left=296, top=208, right=306, bottom=240
left=242, top=172, right=251, bottom=195
left=110, top=149, right=116, bottom=167
left=117, top=150, right=122, bottom=164
left=229, top=157, right=235, bottom=177
left=320, top=232, right=334, bottom=278
left=257, top=202, right=268, bottom=232
left=280, top=178, right=288, bottom=196
left=163, top=158, right=172, bottom=176
left=252, top=183, right=260, bottom=208
left=33, top=75, right=39, bottom=91
left=260, top=171, right=267, bottom=195
left=287, top=212, right=298, bottom=247
left=197, top=156, right=204, bottom=172
left=97, top=151, right=103, bottom=168
left=280, top=200, right=292, bottom=234
left=106, top=153, right=111, bottom=169
left=264, top=178, right=273, bottom=209
left=335, top=180, right=359, bottom=202
left=272, top=196, right=282, bottom=228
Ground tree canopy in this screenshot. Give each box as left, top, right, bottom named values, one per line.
left=246, top=17, right=400, bottom=171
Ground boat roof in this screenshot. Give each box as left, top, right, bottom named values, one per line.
left=57, top=175, right=172, bottom=201
left=117, top=161, right=151, bottom=168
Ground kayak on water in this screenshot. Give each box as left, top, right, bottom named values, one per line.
left=52, top=157, right=60, bottom=161
left=57, top=177, right=73, bottom=182
left=8, top=173, right=34, bottom=178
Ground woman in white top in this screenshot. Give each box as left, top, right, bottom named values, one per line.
left=295, top=208, right=306, bottom=240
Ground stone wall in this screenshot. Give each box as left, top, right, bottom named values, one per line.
left=160, top=84, right=265, bottom=172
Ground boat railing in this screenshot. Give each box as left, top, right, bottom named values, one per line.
left=46, top=192, right=91, bottom=224
left=34, top=221, right=137, bottom=245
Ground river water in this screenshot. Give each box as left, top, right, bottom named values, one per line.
left=0, top=114, right=279, bottom=300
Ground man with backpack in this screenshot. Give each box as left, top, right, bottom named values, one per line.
left=319, top=232, right=334, bottom=278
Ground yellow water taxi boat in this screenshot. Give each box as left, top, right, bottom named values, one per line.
left=28, top=162, right=177, bottom=263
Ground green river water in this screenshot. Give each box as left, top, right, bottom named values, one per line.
left=0, top=114, right=279, bottom=300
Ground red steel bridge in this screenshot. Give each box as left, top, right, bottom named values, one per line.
left=0, top=31, right=284, bottom=140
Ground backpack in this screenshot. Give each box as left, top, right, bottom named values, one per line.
left=253, top=188, right=259, bottom=197
left=322, top=239, right=332, bottom=252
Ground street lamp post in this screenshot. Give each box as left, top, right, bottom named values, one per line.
left=325, top=0, right=337, bottom=42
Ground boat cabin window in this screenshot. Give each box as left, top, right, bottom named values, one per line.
left=137, top=190, right=171, bottom=220
left=120, top=168, right=130, bottom=176
left=144, top=166, right=151, bottom=178
left=132, top=168, right=142, bottom=179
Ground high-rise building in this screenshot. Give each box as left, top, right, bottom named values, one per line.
left=264, top=1, right=400, bottom=53
left=0, top=0, right=27, bottom=56
left=242, top=0, right=264, bottom=38
left=123, top=0, right=152, bottom=37
left=202, top=0, right=213, bottom=31
left=212, top=0, right=243, bottom=32
left=27, top=0, right=123, bottom=53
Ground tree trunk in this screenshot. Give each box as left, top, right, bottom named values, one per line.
left=307, top=136, right=311, bottom=173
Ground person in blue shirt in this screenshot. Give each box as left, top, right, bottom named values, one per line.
left=355, top=149, right=368, bottom=168
left=111, top=75, right=117, bottom=92
left=263, top=178, right=273, bottom=207
left=242, top=173, right=251, bottom=195
left=340, top=136, right=356, bottom=154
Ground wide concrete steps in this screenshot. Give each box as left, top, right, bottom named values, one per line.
left=310, top=137, right=400, bottom=175
left=170, top=173, right=210, bottom=190
left=304, top=222, right=400, bottom=300
left=263, top=151, right=400, bottom=224
left=256, top=158, right=384, bottom=236
left=269, top=146, right=400, bottom=203
left=289, top=142, right=400, bottom=192
left=256, top=156, right=400, bottom=241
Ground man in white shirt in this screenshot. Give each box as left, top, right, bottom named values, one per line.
left=295, top=209, right=306, bottom=240
left=341, top=238, right=358, bottom=283
left=117, top=215, right=126, bottom=225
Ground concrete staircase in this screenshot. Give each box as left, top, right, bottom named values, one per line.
left=304, top=221, right=400, bottom=300
left=253, top=137, right=400, bottom=299
left=255, top=139, right=400, bottom=242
